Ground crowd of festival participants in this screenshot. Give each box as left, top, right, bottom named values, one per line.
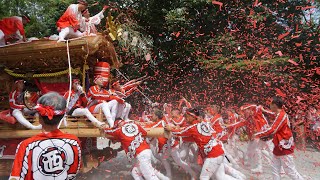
left=8, top=72, right=317, bottom=180
left=2, top=0, right=319, bottom=179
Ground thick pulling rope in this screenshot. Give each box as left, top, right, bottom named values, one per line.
left=4, top=68, right=81, bottom=78
left=115, top=69, right=153, bottom=103
left=58, top=40, right=73, bottom=129
left=66, top=40, right=73, bottom=113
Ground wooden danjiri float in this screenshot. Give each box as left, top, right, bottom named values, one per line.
left=0, top=33, right=164, bottom=176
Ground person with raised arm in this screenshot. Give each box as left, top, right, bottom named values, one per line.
left=253, top=96, right=304, bottom=180
left=109, top=79, right=139, bottom=120
left=81, top=5, right=109, bottom=35
left=237, top=103, right=273, bottom=173
left=64, top=78, right=105, bottom=127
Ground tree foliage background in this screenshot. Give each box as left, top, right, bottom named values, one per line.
left=1, top=0, right=318, bottom=63
left=0, top=0, right=319, bottom=109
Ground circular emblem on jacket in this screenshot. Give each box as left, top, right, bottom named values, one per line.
left=122, top=123, right=139, bottom=137
left=197, top=122, right=213, bottom=136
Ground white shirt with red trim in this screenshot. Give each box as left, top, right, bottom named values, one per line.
left=87, top=85, right=111, bottom=109
left=81, top=10, right=105, bottom=35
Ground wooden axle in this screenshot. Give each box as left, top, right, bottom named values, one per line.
left=0, top=108, right=168, bottom=139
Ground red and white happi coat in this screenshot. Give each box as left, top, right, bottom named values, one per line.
left=209, top=114, right=228, bottom=141
left=210, top=114, right=224, bottom=134
left=0, top=16, right=25, bottom=37
left=256, top=109, right=295, bottom=156
left=9, top=90, right=24, bottom=111
left=171, top=115, right=186, bottom=127
left=87, top=85, right=124, bottom=112
left=104, top=121, right=150, bottom=161
left=87, top=85, right=111, bottom=111
left=10, top=130, right=81, bottom=180
left=172, top=120, right=224, bottom=159
left=56, top=4, right=83, bottom=31
left=169, top=115, right=193, bottom=143
left=238, top=104, right=269, bottom=139
left=81, top=10, right=105, bottom=35
left=226, top=111, right=241, bottom=137
left=109, top=83, right=138, bottom=98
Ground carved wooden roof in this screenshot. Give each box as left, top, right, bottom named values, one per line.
left=0, top=34, right=120, bottom=73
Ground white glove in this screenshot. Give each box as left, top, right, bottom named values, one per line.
left=77, top=85, right=84, bottom=94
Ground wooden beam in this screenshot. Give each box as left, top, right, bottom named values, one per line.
left=0, top=127, right=165, bottom=138
left=0, top=38, right=88, bottom=55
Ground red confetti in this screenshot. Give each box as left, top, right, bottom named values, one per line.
left=299, top=54, right=304, bottom=62
left=296, top=96, right=303, bottom=103
left=288, top=59, right=299, bottom=66
left=275, top=51, right=283, bottom=57
left=295, top=42, right=302, bottom=47
left=275, top=88, right=286, bottom=97
left=264, top=81, right=271, bottom=87
left=278, top=31, right=290, bottom=40
left=236, top=54, right=247, bottom=58
left=175, top=32, right=181, bottom=38
left=212, top=1, right=223, bottom=11
left=301, top=6, right=316, bottom=10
